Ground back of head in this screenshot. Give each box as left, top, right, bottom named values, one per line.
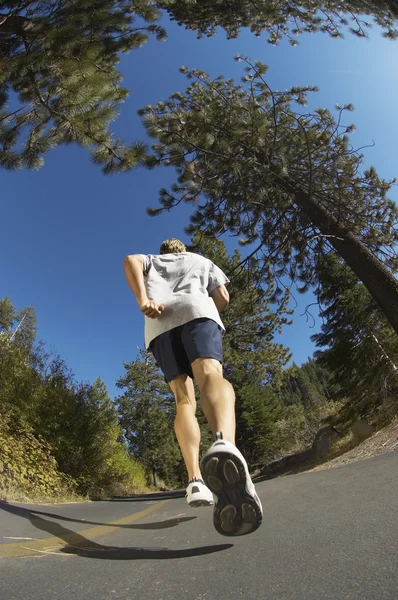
left=159, top=238, right=186, bottom=254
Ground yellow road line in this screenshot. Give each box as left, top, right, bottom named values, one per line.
left=0, top=499, right=170, bottom=559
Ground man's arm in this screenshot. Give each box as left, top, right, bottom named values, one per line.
left=123, top=255, right=164, bottom=319
left=210, top=284, right=230, bottom=313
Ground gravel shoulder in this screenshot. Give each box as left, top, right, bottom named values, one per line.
left=310, top=418, right=398, bottom=472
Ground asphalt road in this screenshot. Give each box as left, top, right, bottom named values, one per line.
left=1, top=451, right=397, bottom=600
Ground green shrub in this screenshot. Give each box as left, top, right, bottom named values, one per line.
left=0, top=412, right=76, bottom=500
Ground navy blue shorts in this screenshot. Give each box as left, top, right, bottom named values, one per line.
left=149, top=318, right=223, bottom=383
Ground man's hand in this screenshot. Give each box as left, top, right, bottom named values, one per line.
left=140, top=299, right=165, bottom=319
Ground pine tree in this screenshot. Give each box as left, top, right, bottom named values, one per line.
left=274, top=358, right=336, bottom=408
left=0, top=1, right=165, bottom=172
left=0, top=296, right=42, bottom=427
left=276, top=364, right=303, bottom=407
left=69, top=378, right=119, bottom=482
left=0, top=295, right=37, bottom=350
left=3, top=2, right=398, bottom=172
left=163, top=0, right=398, bottom=43
left=237, top=382, right=284, bottom=468
left=116, top=349, right=182, bottom=486
left=32, top=362, right=148, bottom=494
left=312, top=254, right=398, bottom=424
left=141, top=58, right=398, bottom=335
left=303, top=358, right=335, bottom=400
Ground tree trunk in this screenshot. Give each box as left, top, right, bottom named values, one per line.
left=278, top=177, right=398, bottom=335
left=370, top=332, right=398, bottom=371
left=152, top=469, right=158, bottom=488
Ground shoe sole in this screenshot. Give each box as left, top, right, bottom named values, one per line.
left=188, top=499, right=214, bottom=508
left=201, top=451, right=262, bottom=536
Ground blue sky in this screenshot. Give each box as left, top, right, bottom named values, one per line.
left=1, top=15, right=397, bottom=399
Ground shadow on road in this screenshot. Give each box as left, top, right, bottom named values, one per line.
left=3, top=505, right=196, bottom=530
left=61, top=540, right=234, bottom=560
left=108, top=490, right=185, bottom=502
left=0, top=502, right=233, bottom=560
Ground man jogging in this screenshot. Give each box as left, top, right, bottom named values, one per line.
left=124, top=238, right=262, bottom=537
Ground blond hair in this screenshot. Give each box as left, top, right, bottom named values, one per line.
left=159, top=238, right=186, bottom=254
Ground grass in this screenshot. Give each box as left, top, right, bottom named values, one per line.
left=0, top=483, right=87, bottom=504
left=0, top=480, right=158, bottom=504
left=326, top=432, right=358, bottom=460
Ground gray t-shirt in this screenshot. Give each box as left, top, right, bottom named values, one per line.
left=140, top=252, right=230, bottom=348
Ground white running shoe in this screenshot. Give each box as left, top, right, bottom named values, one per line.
left=186, top=478, right=214, bottom=508
left=200, top=435, right=263, bottom=536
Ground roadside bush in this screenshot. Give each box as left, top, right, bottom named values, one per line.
left=0, top=412, right=76, bottom=501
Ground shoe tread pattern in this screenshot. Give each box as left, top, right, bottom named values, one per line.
left=202, top=451, right=262, bottom=536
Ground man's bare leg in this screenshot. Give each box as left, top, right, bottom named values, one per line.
left=191, top=358, right=236, bottom=443
left=169, top=374, right=202, bottom=481
left=192, top=358, right=262, bottom=536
